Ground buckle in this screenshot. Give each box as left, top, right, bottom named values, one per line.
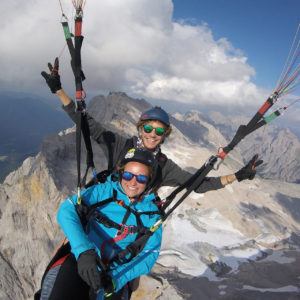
left=128, top=226, right=137, bottom=234
left=117, top=225, right=137, bottom=235
left=117, top=224, right=128, bottom=236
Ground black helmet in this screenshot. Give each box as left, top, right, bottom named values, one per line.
left=139, top=106, right=170, bottom=126
left=120, top=148, right=155, bottom=167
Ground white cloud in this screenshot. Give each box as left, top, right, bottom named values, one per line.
left=0, top=0, right=271, bottom=109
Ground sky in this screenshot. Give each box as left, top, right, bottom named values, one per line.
left=1, top=1, right=299, bottom=123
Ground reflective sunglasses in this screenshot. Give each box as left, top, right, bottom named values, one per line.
left=122, top=171, right=149, bottom=184
left=143, top=124, right=166, bottom=136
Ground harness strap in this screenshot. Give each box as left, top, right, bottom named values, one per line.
left=100, top=225, right=137, bottom=265
left=74, top=16, right=84, bottom=99
left=162, top=155, right=217, bottom=219
left=61, top=9, right=97, bottom=200
left=103, top=131, right=116, bottom=172
left=74, top=106, right=96, bottom=198
left=61, top=20, right=85, bottom=80
left=219, top=93, right=279, bottom=158
left=75, top=110, right=82, bottom=194
left=93, top=213, right=123, bottom=230
left=111, top=229, right=153, bottom=263
left=81, top=111, right=96, bottom=186
left=100, top=204, right=134, bottom=265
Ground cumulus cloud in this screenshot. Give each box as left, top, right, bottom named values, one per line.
left=0, top=0, right=274, bottom=109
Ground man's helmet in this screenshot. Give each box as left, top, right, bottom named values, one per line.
left=139, top=106, right=170, bottom=126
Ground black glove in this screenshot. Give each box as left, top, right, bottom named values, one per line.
left=41, top=57, right=62, bottom=93
left=77, top=249, right=102, bottom=291
left=235, top=154, right=263, bottom=182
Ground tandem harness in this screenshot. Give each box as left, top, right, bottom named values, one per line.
left=76, top=189, right=162, bottom=267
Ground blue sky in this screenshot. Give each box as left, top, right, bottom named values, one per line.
left=172, top=0, right=300, bottom=91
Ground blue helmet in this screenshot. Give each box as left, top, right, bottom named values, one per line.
left=139, top=106, right=170, bottom=126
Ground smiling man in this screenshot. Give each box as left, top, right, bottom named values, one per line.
left=42, top=58, right=261, bottom=195
left=139, top=120, right=167, bottom=150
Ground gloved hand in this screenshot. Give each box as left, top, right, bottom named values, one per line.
left=235, top=154, right=263, bottom=182
left=77, top=249, right=102, bottom=291
left=41, top=57, right=62, bottom=93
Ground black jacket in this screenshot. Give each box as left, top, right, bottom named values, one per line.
left=63, top=101, right=223, bottom=193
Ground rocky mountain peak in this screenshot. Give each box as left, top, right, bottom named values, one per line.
left=88, top=93, right=150, bottom=132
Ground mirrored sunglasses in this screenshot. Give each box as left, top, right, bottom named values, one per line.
left=122, top=171, right=148, bottom=184
left=143, top=124, right=166, bottom=136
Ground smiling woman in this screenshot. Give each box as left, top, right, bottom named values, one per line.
left=35, top=149, right=162, bottom=300
left=121, top=164, right=150, bottom=199
left=117, top=148, right=155, bottom=200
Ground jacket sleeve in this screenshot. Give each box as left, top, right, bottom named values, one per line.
left=62, top=100, right=131, bottom=165
left=161, top=158, right=223, bottom=193
left=57, top=186, right=103, bottom=259
left=109, top=227, right=162, bottom=292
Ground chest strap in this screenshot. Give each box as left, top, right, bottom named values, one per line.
left=76, top=189, right=161, bottom=266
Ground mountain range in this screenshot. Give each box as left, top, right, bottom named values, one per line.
left=0, top=92, right=73, bottom=182
left=0, top=92, right=300, bottom=299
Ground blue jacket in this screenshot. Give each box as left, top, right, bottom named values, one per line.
left=57, top=175, right=162, bottom=296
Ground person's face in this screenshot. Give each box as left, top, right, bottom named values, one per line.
left=141, top=120, right=166, bottom=150
left=121, top=161, right=150, bottom=200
